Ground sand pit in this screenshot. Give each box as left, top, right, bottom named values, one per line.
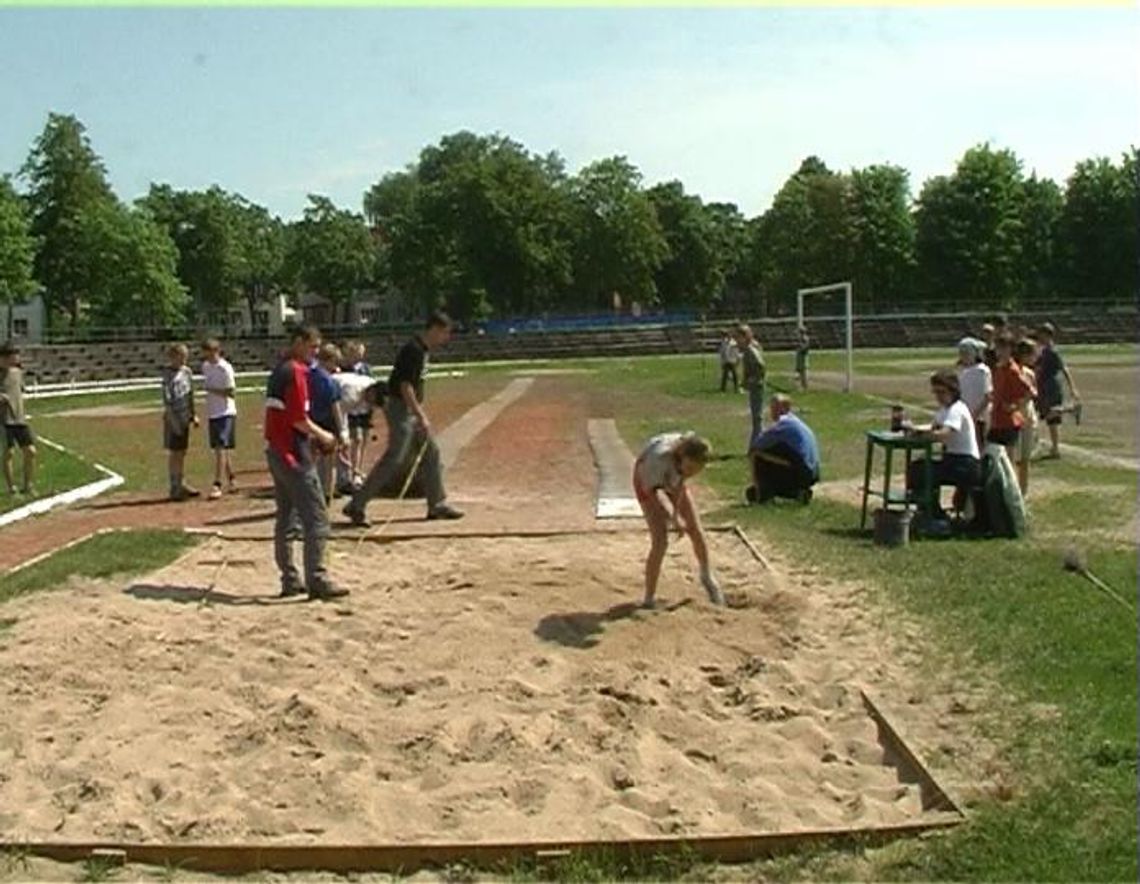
left=0, top=529, right=949, bottom=848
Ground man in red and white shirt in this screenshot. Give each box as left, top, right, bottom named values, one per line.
left=264, top=325, right=348, bottom=601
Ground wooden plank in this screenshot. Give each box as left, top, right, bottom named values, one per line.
left=860, top=688, right=963, bottom=815
left=13, top=817, right=963, bottom=875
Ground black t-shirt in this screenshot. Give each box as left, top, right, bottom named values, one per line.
left=388, top=336, right=428, bottom=403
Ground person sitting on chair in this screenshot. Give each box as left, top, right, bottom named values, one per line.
left=745, top=394, right=820, bottom=504
left=905, top=369, right=981, bottom=522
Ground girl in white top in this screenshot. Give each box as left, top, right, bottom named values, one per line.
left=906, top=370, right=981, bottom=520
left=956, top=338, right=991, bottom=450
left=632, top=433, right=724, bottom=608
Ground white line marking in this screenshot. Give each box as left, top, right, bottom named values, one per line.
left=0, top=436, right=125, bottom=529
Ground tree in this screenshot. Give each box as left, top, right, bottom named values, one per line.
left=847, top=165, right=916, bottom=312
left=76, top=201, right=188, bottom=327
left=365, top=132, right=574, bottom=322
left=1055, top=151, right=1139, bottom=303
left=19, top=113, right=117, bottom=327
left=287, top=195, right=376, bottom=324
left=646, top=181, right=722, bottom=310
left=753, top=158, right=854, bottom=312
left=1019, top=173, right=1063, bottom=303
left=568, top=156, right=667, bottom=310
left=914, top=144, right=1027, bottom=309
left=0, top=177, right=39, bottom=337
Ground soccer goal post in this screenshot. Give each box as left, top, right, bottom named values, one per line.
left=797, top=281, right=853, bottom=393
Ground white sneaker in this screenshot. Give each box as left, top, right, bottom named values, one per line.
left=208, top=484, right=223, bottom=501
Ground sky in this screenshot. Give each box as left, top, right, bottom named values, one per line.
left=1, top=6, right=1136, bottom=220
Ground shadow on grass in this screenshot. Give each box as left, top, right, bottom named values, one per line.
left=124, top=583, right=301, bottom=606
left=535, top=599, right=692, bottom=649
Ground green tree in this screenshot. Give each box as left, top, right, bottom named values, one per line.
left=753, top=157, right=854, bottom=312
left=646, top=181, right=722, bottom=310
left=914, top=144, right=1027, bottom=309
left=0, top=176, right=39, bottom=337
left=365, top=131, right=573, bottom=322
left=287, top=195, right=376, bottom=324
left=1056, top=151, right=1139, bottom=303
left=77, top=201, right=188, bottom=327
left=568, top=156, right=667, bottom=311
left=847, top=164, right=916, bottom=312
left=19, top=113, right=117, bottom=327
left=1019, top=173, right=1063, bottom=303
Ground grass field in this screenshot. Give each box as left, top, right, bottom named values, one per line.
left=2, top=345, right=1136, bottom=882
left=0, top=438, right=104, bottom=516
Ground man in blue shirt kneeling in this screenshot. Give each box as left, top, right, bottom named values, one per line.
left=746, top=394, right=820, bottom=505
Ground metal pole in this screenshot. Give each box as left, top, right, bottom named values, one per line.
left=845, top=282, right=854, bottom=393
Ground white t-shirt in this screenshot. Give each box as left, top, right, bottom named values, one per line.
left=201, top=358, right=237, bottom=420
left=634, top=433, right=685, bottom=496
left=332, top=372, right=375, bottom=412
left=934, top=400, right=980, bottom=459
left=958, top=363, right=992, bottom=422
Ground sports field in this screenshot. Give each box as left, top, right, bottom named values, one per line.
left=0, top=344, right=1135, bottom=882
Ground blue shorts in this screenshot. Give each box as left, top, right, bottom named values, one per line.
left=208, top=415, right=237, bottom=450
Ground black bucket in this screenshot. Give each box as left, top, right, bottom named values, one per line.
left=872, top=507, right=912, bottom=547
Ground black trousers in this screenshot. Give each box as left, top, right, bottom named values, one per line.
left=750, top=444, right=814, bottom=502
left=720, top=363, right=738, bottom=391
left=906, top=454, right=981, bottom=515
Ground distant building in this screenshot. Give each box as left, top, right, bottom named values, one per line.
left=0, top=294, right=47, bottom=344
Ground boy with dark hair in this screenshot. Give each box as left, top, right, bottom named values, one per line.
left=265, top=325, right=347, bottom=601
left=162, top=343, right=199, bottom=501
left=0, top=343, right=37, bottom=496
left=344, top=311, right=464, bottom=526
left=201, top=338, right=237, bottom=500
left=1034, top=322, right=1081, bottom=459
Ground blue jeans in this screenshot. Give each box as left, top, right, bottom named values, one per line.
left=747, top=383, right=765, bottom=440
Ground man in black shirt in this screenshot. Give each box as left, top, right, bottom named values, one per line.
left=343, top=311, right=464, bottom=525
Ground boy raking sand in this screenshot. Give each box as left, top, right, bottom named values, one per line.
left=632, top=432, right=725, bottom=609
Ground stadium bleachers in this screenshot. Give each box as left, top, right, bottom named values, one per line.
left=18, top=307, right=1137, bottom=385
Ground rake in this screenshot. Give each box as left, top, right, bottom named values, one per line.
left=1062, top=548, right=1134, bottom=615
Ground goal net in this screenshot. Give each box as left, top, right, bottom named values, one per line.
left=797, top=281, right=854, bottom=393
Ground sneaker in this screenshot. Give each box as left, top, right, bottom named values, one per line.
left=279, top=583, right=306, bottom=598
left=227, top=477, right=238, bottom=494
left=309, top=584, right=350, bottom=601
left=208, top=483, right=223, bottom=501
left=427, top=503, right=465, bottom=521
left=180, top=484, right=201, bottom=499
left=342, top=502, right=370, bottom=528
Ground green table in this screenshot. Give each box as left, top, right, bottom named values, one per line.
left=860, top=430, right=935, bottom=531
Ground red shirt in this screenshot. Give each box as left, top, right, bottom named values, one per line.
left=264, top=358, right=311, bottom=468
left=990, top=360, right=1033, bottom=431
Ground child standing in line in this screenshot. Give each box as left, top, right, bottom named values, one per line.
left=344, top=340, right=373, bottom=488
left=0, top=343, right=37, bottom=496
left=309, top=342, right=345, bottom=502
left=162, top=343, right=199, bottom=501
left=987, top=334, right=1034, bottom=469
left=1013, top=338, right=1040, bottom=496
left=632, top=432, right=725, bottom=609
left=201, top=338, right=238, bottom=500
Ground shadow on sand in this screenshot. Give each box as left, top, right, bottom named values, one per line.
left=534, top=598, right=692, bottom=649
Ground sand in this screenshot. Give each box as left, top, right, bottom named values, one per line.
left=0, top=529, right=955, bottom=846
